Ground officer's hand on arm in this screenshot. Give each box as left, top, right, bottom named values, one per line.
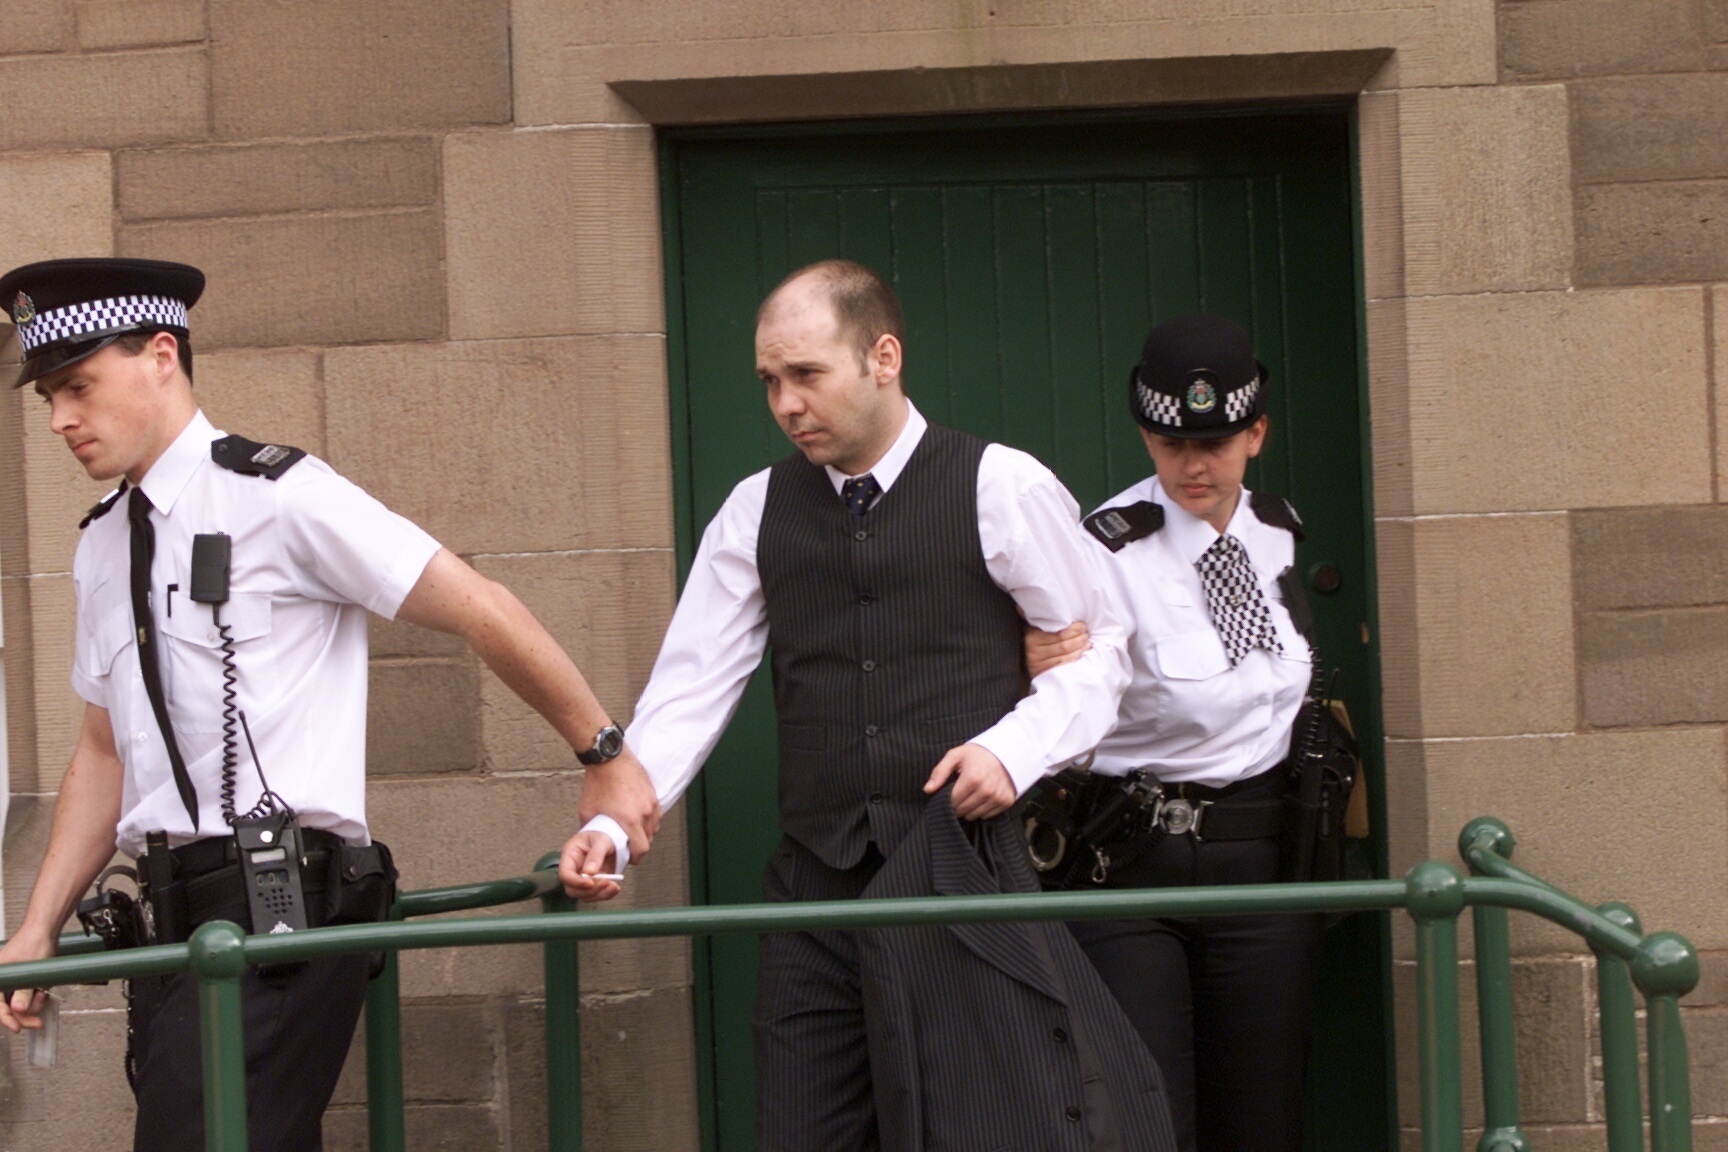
left=1025, top=621, right=1091, bottom=679
left=396, top=549, right=664, bottom=853
left=0, top=705, right=126, bottom=1033
left=925, top=743, right=1017, bottom=821
left=557, top=830, right=624, bottom=902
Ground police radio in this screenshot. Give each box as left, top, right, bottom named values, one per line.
left=190, top=532, right=309, bottom=934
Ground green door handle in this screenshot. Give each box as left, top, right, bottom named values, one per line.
left=1309, top=563, right=1343, bottom=595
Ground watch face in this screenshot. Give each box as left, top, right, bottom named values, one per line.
left=596, top=726, right=624, bottom=759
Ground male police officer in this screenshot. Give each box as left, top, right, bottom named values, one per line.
left=560, top=260, right=1139, bottom=1148
left=0, top=258, right=661, bottom=1152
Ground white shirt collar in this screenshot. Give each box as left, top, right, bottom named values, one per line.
left=1151, top=474, right=1261, bottom=567
left=137, top=410, right=220, bottom=516
left=824, top=401, right=927, bottom=496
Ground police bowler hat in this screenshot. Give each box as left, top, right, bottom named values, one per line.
left=1129, top=313, right=1268, bottom=440
left=1, top=258, right=205, bottom=388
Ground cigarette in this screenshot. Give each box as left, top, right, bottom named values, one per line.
left=588, top=872, right=625, bottom=882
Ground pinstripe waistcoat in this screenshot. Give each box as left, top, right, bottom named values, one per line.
left=759, top=423, right=1025, bottom=870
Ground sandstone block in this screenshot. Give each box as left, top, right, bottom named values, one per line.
left=118, top=210, right=444, bottom=349
left=323, top=336, right=673, bottom=555
left=1580, top=607, right=1728, bottom=727
left=1409, top=514, right=1575, bottom=737
left=367, top=779, right=691, bottom=1000
left=1578, top=182, right=1728, bottom=286
left=471, top=550, right=674, bottom=773
left=369, top=612, right=467, bottom=660
left=28, top=574, right=79, bottom=787
left=75, top=0, right=204, bottom=49
left=1400, top=85, right=1572, bottom=295
left=0, top=47, right=207, bottom=150
left=1691, top=1007, right=1728, bottom=1119
left=1720, top=286, right=1728, bottom=499
left=323, top=1103, right=500, bottom=1152
left=1420, top=728, right=1728, bottom=951
left=1708, top=0, right=1728, bottom=41
left=1358, top=90, right=1404, bottom=305
left=0, top=1006, right=130, bottom=1139
left=1375, top=517, right=1421, bottom=739
left=1574, top=505, right=1728, bottom=611
left=1365, top=298, right=1412, bottom=518
left=333, top=1002, right=497, bottom=1106
left=1572, top=75, right=1728, bottom=185
left=505, top=988, right=700, bottom=1152
left=0, top=152, right=112, bottom=275
left=445, top=127, right=664, bottom=341
left=1406, top=288, right=1710, bottom=513
left=0, top=0, right=72, bottom=53
left=193, top=348, right=325, bottom=456
left=1392, top=957, right=1592, bottom=1128
left=118, top=138, right=438, bottom=222
left=366, top=657, right=479, bottom=777
left=209, top=0, right=508, bottom=138
left=1499, top=0, right=1700, bottom=80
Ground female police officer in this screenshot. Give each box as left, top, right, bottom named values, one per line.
left=1027, top=314, right=1322, bottom=1152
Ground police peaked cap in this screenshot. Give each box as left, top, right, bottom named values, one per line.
left=1, top=258, right=205, bottom=388
left=1129, top=313, right=1268, bottom=440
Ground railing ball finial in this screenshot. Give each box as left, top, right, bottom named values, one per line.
left=1459, top=816, right=1515, bottom=864
left=1405, top=859, right=1465, bottom=921
left=1597, top=901, right=1642, bottom=937
left=1631, top=931, right=1700, bottom=999
left=189, top=920, right=249, bottom=980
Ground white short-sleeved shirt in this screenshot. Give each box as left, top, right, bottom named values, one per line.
left=1089, top=475, right=1313, bottom=787
left=71, top=411, right=441, bottom=855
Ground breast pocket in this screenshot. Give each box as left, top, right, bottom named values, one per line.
left=158, top=593, right=274, bottom=729
left=1153, top=631, right=1231, bottom=681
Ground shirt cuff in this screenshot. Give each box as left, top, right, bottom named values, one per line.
left=580, top=814, right=631, bottom=872
left=969, top=723, right=1046, bottom=797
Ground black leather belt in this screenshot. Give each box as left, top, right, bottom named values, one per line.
left=140, top=829, right=343, bottom=930
left=1138, top=762, right=1290, bottom=842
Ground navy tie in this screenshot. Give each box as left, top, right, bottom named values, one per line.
left=842, top=474, right=882, bottom=518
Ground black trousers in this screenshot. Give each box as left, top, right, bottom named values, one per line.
left=1069, top=823, right=1322, bottom=1152
left=129, top=951, right=372, bottom=1152
left=753, top=836, right=886, bottom=1152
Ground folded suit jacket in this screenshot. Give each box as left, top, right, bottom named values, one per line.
left=856, top=794, right=1180, bottom=1152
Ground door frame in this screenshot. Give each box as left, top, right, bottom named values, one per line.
left=656, top=103, right=1392, bottom=1151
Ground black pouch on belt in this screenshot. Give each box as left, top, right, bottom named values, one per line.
left=325, top=841, right=399, bottom=926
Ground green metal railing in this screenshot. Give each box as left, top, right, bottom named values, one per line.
left=18, top=818, right=1699, bottom=1152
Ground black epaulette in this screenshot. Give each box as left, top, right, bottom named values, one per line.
left=1249, top=492, right=1304, bottom=542
left=79, top=481, right=127, bottom=529
left=211, top=435, right=306, bottom=479
left=1082, top=501, right=1164, bottom=552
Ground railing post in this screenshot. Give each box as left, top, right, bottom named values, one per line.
left=191, top=920, right=251, bottom=1152
left=365, top=920, right=407, bottom=1152
left=1459, top=821, right=1529, bottom=1152
left=1633, top=932, right=1699, bottom=1152
left=538, top=853, right=583, bottom=1151
left=1407, top=861, right=1466, bottom=1152
left=1594, top=903, right=1645, bottom=1152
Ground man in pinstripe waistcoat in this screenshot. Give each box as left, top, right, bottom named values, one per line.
left=564, top=260, right=1174, bottom=1150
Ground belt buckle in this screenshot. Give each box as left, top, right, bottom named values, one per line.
left=1155, top=797, right=1210, bottom=838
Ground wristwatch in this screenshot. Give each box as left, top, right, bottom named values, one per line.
left=577, top=723, right=625, bottom=766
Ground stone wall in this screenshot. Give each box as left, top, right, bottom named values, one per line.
left=0, top=0, right=1724, bottom=1148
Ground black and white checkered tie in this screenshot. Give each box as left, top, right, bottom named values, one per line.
left=1195, top=534, right=1282, bottom=666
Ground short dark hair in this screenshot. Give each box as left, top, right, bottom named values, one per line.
left=763, top=259, right=906, bottom=370
left=113, top=329, right=193, bottom=383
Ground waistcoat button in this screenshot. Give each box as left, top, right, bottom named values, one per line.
left=862, top=660, right=876, bottom=672
left=865, top=725, right=879, bottom=737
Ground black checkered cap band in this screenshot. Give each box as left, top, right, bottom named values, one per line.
left=1136, top=380, right=1184, bottom=427
left=1224, top=375, right=1261, bottom=421
left=15, top=295, right=188, bottom=355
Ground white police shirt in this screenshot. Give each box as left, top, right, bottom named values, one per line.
left=71, top=411, right=441, bottom=856
left=585, top=402, right=1131, bottom=868
left=1089, top=475, right=1312, bottom=787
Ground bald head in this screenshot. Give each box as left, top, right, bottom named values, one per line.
left=759, top=260, right=905, bottom=373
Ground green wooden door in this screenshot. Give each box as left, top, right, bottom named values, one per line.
left=661, top=109, right=1390, bottom=1152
